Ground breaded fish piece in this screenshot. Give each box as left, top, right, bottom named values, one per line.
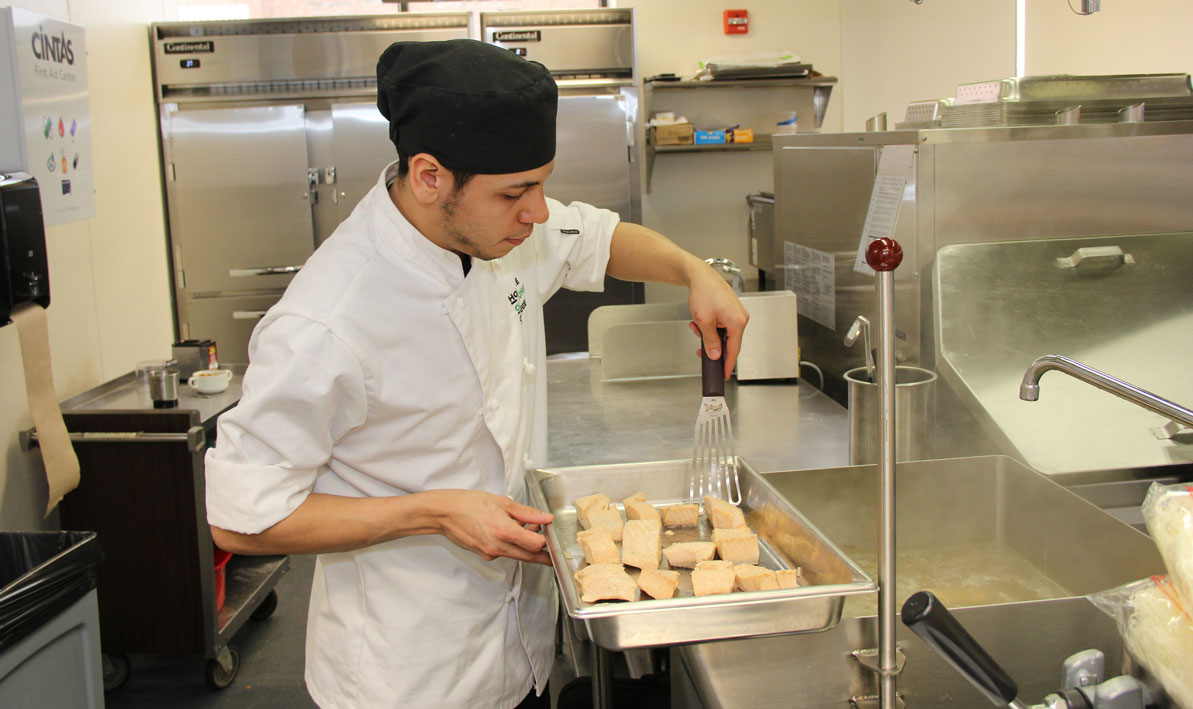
left=637, top=568, right=680, bottom=600
left=734, top=564, right=779, bottom=592
left=662, top=541, right=716, bottom=568
left=660, top=503, right=699, bottom=528
left=576, top=527, right=619, bottom=565
left=621, top=520, right=661, bottom=570
left=703, top=495, right=746, bottom=529
left=574, top=564, right=637, bottom=603
left=691, top=566, right=735, bottom=596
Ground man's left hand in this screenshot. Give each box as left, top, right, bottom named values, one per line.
left=687, top=266, right=750, bottom=377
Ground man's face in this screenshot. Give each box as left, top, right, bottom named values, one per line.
left=439, top=161, right=554, bottom=261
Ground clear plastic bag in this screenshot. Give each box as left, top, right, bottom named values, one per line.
left=1142, top=482, right=1193, bottom=607
left=1087, top=576, right=1193, bottom=708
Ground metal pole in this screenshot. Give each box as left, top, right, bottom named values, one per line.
left=865, top=236, right=903, bottom=709
left=592, top=646, right=614, bottom=709
left=877, top=268, right=897, bottom=709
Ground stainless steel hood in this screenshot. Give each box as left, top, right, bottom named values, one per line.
left=934, top=73, right=1193, bottom=128
left=481, top=8, right=635, bottom=80
left=152, top=14, right=470, bottom=102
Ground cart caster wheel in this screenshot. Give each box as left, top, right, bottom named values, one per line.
left=102, top=652, right=130, bottom=692
left=251, top=589, right=278, bottom=620
left=205, top=645, right=240, bottom=690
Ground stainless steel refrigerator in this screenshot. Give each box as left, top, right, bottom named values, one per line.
left=151, top=9, right=642, bottom=363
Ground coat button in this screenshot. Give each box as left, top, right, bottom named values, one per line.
left=523, top=358, right=536, bottom=375
left=523, top=453, right=534, bottom=469
left=486, top=399, right=500, bottom=412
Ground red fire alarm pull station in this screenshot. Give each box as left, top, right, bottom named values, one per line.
left=723, top=9, right=748, bottom=35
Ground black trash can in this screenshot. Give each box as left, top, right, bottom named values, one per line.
left=0, top=531, right=103, bottom=707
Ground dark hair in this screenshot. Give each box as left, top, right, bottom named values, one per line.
left=396, top=149, right=476, bottom=197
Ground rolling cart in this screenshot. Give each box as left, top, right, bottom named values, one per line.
left=22, top=368, right=288, bottom=691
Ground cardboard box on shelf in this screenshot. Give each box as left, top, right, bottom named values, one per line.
left=650, top=122, right=695, bottom=146
left=694, top=130, right=727, bottom=144
left=727, top=128, right=755, bottom=143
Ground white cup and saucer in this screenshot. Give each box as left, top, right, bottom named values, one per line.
left=188, top=368, right=234, bottom=395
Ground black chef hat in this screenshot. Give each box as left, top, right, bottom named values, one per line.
left=376, top=39, right=558, bottom=175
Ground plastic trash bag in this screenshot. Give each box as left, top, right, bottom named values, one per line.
left=1142, top=482, right=1193, bottom=608
left=0, top=531, right=101, bottom=653
left=1088, top=575, right=1193, bottom=708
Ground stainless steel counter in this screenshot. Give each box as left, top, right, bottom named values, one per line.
left=60, top=366, right=245, bottom=424
left=543, top=354, right=852, bottom=699
left=545, top=356, right=850, bottom=472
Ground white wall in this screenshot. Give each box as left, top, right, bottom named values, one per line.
left=622, top=0, right=843, bottom=301
left=1, top=0, right=176, bottom=529
left=1027, top=0, right=1193, bottom=75
left=839, top=0, right=1015, bottom=133
left=4, top=0, right=1192, bottom=528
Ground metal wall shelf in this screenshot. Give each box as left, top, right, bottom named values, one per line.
left=643, top=76, right=836, bottom=191
left=653, top=135, right=775, bottom=153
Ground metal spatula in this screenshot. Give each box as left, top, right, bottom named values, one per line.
left=690, top=328, right=741, bottom=505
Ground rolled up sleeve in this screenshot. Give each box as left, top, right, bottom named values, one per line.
left=535, top=199, right=620, bottom=301
left=205, top=315, right=368, bottom=534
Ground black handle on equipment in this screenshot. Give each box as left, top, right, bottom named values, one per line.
left=701, top=328, right=728, bottom=397
left=901, top=591, right=1019, bottom=707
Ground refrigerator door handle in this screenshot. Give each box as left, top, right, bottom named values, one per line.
left=232, top=310, right=269, bottom=320
left=228, top=265, right=303, bottom=277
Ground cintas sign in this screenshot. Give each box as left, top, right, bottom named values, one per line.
left=0, top=8, right=95, bottom=225
left=30, top=25, right=74, bottom=64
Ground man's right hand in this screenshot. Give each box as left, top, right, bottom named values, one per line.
left=429, top=489, right=554, bottom=565
left=211, top=488, right=554, bottom=563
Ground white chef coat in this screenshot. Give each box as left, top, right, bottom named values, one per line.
left=204, top=162, right=619, bottom=709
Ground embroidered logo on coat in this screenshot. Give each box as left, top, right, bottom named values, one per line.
left=506, top=277, right=527, bottom=322
left=560, top=228, right=580, bottom=235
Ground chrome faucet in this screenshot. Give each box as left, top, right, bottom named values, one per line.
left=1019, top=354, right=1193, bottom=432
left=705, top=258, right=744, bottom=294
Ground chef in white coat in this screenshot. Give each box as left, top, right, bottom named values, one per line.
left=205, top=39, right=748, bottom=709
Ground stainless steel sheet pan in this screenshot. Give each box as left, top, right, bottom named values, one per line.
left=527, top=458, right=875, bottom=650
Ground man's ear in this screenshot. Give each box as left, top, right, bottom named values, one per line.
left=406, top=153, right=446, bottom=205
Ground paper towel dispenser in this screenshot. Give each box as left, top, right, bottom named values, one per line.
left=0, top=173, right=51, bottom=325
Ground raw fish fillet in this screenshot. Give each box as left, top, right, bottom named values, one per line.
left=691, top=566, right=735, bottom=596
left=586, top=507, right=624, bottom=542
left=621, top=520, right=661, bottom=570
left=734, top=564, right=779, bottom=592
left=663, top=542, right=716, bottom=568
left=775, top=568, right=803, bottom=589
left=716, top=533, right=759, bottom=565
left=576, top=527, right=619, bottom=565
left=703, top=495, right=746, bottom=529
left=623, top=493, right=661, bottom=525
left=574, top=493, right=611, bottom=525
left=711, top=527, right=751, bottom=544
left=637, top=568, right=680, bottom=599
left=574, top=564, right=637, bottom=603
left=661, top=504, right=700, bottom=528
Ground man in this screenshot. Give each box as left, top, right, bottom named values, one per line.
left=205, top=39, right=748, bottom=709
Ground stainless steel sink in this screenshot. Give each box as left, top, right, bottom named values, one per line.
left=673, top=456, right=1165, bottom=708
left=935, top=231, right=1193, bottom=475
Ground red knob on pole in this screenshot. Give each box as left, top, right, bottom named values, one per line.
left=865, top=237, right=903, bottom=272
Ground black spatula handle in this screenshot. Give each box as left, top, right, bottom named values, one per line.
left=901, top=591, right=1019, bottom=706
left=701, top=328, right=728, bottom=397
